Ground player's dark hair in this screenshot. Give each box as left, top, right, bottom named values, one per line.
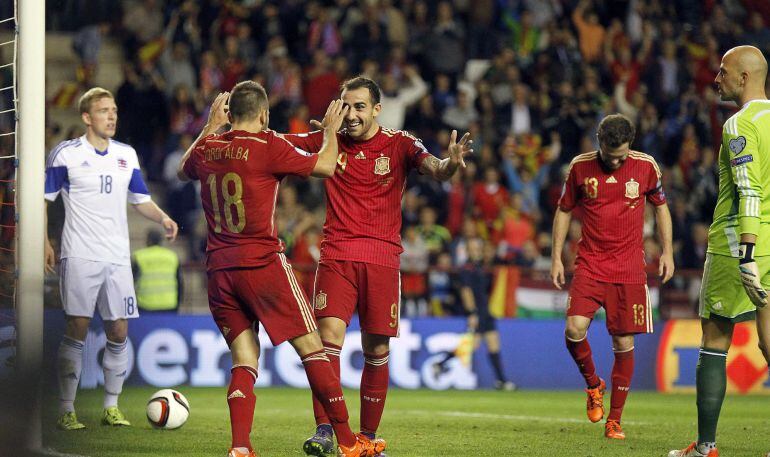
left=597, top=114, right=636, bottom=149
left=228, top=81, right=268, bottom=122
left=341, top=76, right=381, bottom=105
left=146, top=228, right=163, bottom=246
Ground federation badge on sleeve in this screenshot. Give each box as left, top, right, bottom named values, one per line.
left=729, top=136, right=746, bottom=155
left=314, top=291, right=327, bottom=310
left=624, top=178, right=640, bottom=199
left=374, top=156, right=391, bottom=175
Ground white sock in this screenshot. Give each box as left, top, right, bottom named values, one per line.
left=57, top=336, right=84, bottom=415
left=103, top=339, right=128, bottom=409
left=697, top=442, right=716, bottom=454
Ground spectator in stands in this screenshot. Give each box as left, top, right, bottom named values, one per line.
left=163, top=134, right=201, bottom=261
left=379, top=66, right=428, bottom=130
left=416, top=206, right=452, bottom=257
left=473, top=167, right=509, bottom=227
left=424, top=1, right=466, bottom=79
left=442, top=88, right=479, bottom=132
left=428, top=252, right=457, bottom=316
left=571, top=0, right=605, bottom=63
left=401, top=225, right=429, bottom=317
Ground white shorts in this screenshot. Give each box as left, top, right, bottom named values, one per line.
left=60, top=257, right=139, bottom=321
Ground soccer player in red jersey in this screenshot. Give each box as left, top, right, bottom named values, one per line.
left=550, top=114, right=674, bottom=440
left=178, top=82, right=385, bottom=457
left=281, top=76, right=472, bottom=456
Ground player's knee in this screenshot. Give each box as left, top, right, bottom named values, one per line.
left=612, top=337, right=634, bottom=352
left=317, top=318, right=346, bottom=345
left=361, top=334, right=390, bottom=355
left=564, top=324, right=587, bottom=341
left=65, top=318, right=90, bottom=341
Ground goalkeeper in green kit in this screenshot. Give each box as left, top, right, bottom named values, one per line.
left=670, top=45, right=770, bottom=457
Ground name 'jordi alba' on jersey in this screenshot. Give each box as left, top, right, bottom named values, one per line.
left=44, top=135, right=151, bottom=265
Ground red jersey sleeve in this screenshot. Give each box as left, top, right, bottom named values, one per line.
left=266, top=132, right=320, bottom=178
left=558, top=163, right=580, bottom=211
left=181, top=134, right=215, bottom=181
left=280, top=130, right=324, bottom=154
left=400, top=132, right=432, bottom=171
left=644, top=159, right=666, bottom=206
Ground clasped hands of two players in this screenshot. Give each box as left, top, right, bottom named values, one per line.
left=739, top=242, right=768, bottom=308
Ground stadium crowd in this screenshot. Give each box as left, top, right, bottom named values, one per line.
left=43, top=0, right=770, bottom=316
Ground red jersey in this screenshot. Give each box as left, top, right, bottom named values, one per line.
left=558, top=151, right=666, bottom=284
left=285, top=127, right=431, bottom=269
left=183, top=129, right=319, bottom=272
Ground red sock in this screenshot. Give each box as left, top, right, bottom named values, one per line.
left=312, top=341, right=341, bottom=426
left=565, top=336, right=600, bottom=388
left=302, top=350, right=356, bottom=447
left=360, top=352, right=389, bottom=436
left=608, top=348, right=634, bottom=422
left=227, top=365, right=257, bottom=450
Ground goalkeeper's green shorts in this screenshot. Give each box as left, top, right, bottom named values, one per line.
left=699, top=253, right=770, bottom=322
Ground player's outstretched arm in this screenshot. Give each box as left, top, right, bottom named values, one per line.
left=550, top=208, right=572, bottom=290
left=311, top=99, right=348, bottom=178
left=654, top=203, right=675, bottom=283
left=133, top=201, right=179, bottom=242
left=419, top=129, right=473, bottom=181
left=178, top=92, right=230, bottom=181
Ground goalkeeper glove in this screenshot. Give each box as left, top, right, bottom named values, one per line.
left=739, top=242, right=768, bottom=308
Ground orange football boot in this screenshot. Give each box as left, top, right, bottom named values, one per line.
left=337, top=434, right=387, bottom=457
left=604, top=419, right=625, bottom=440
left=585, top=378, right=606, bottom=423
left=668, top=442, right=719, bottom=457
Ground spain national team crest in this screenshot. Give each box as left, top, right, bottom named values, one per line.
left=374, top=156, right=391, bottom=175
left=624, top=178, right=639, bottom=198
left=315, top=291, right=327, bottom=310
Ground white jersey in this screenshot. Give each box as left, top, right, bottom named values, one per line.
left=45, top=135, right=152, bottom=265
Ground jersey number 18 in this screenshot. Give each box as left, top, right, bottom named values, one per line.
left=206, top=173, right=246, bottom=234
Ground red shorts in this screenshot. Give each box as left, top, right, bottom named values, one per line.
left=567, top=274, right=653, bottom=335
left=207, top=253, right=317, bottom=346
left=312, top=259, right=401, bottom=337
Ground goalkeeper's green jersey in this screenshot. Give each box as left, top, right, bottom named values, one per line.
left=708, top=98, right=770, bottom=257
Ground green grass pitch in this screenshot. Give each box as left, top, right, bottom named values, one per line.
left=43, top=387, right=769, bottom=456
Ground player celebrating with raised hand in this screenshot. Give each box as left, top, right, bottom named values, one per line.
left=551, top=114, right=674, bottom=440
left=670, top=45, right=770, bottom=457
left=45, top=87, right=179, bottom=430
left=281, top=76, right=472, bottom=456
left=179, top=83, right=384, bottom=457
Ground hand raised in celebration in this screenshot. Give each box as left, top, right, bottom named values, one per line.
left=206, top=92, right=230, bottom=132
left=320, top=99, right=349, bottom=133
left=447, top=130, right=473, bottom=168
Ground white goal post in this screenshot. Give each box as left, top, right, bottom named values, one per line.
left=17, top=0, right=45, bottom=451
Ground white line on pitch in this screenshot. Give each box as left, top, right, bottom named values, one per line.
left=400, top=409, right=651, bottom=426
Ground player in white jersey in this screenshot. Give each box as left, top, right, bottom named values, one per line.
left=44, top=88, right=178, bottom=430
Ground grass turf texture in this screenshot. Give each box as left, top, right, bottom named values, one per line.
left=44, top=387, right=769, bottom=456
